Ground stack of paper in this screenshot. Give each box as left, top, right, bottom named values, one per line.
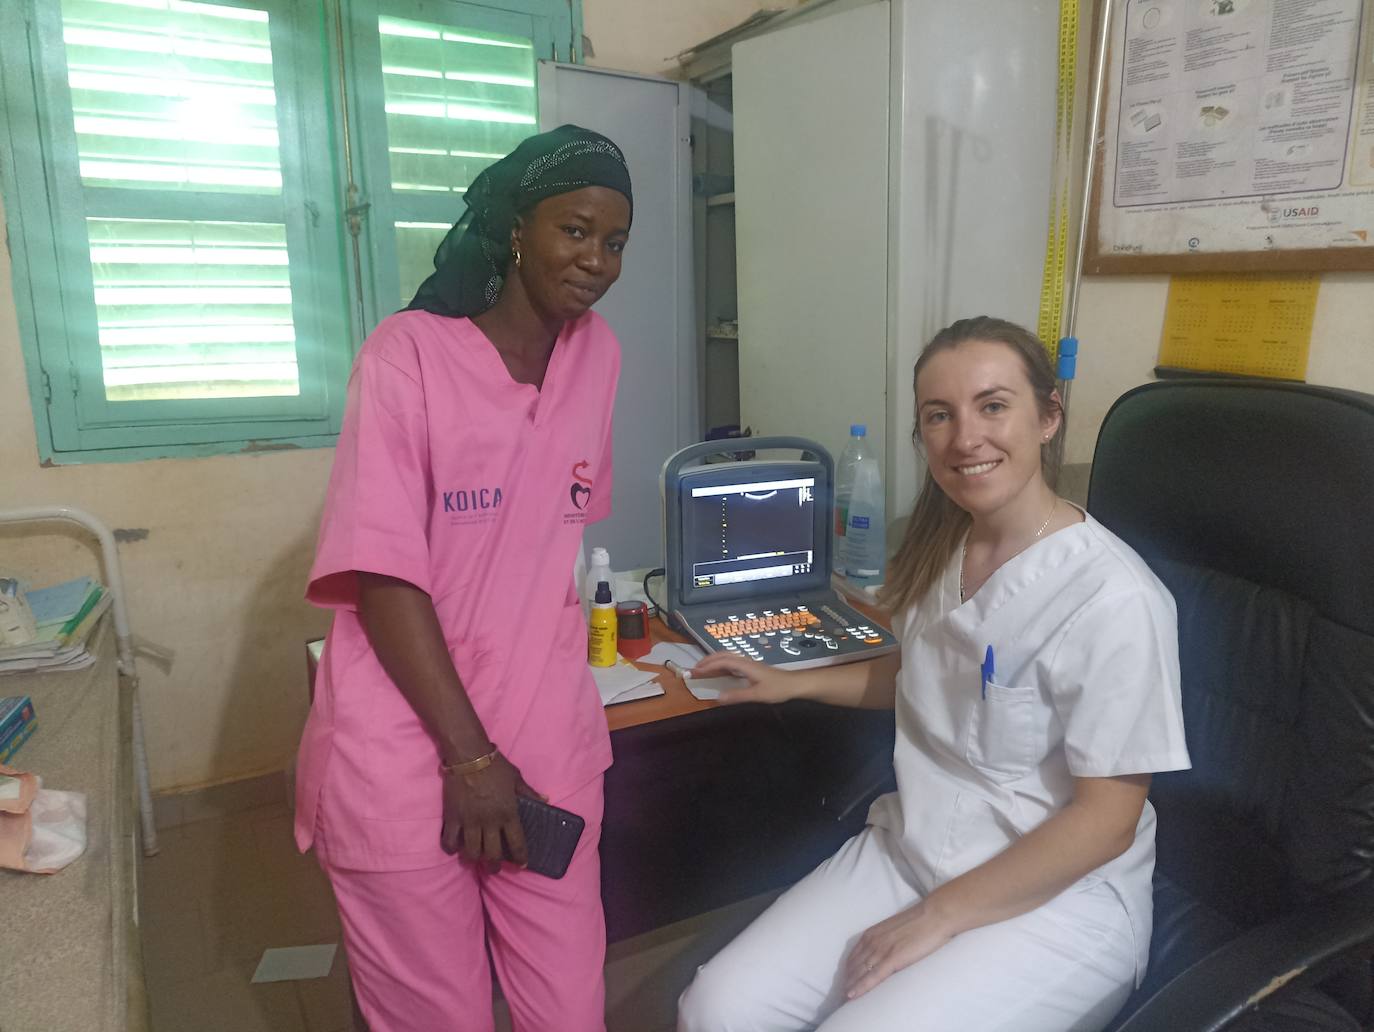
left=590, top=657, right=663, bottom=707
left=0, top=577, right=110, bottom=675
left=641, top=642, right=746, bottom=701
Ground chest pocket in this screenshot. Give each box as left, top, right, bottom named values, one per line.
left=965, top=680, right=1038, bottom=782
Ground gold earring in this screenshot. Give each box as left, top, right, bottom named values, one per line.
left=512, top=245, right=522, bottom=269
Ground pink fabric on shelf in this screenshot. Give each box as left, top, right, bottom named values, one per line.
left=0, top=764, right=38, bottom=814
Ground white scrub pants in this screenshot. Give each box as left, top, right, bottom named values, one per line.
left=678, top=826, right=1136, bottom=1032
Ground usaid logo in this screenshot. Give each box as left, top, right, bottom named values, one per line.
left=1269, top=205, right=1319, bottom=223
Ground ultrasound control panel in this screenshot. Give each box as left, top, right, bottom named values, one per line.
left=663, top=438, right=899, bottom=671
left=677, top=598, right=896, bottom=670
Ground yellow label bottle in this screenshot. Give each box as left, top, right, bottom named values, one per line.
left=587, top=580, right=618, bottom=667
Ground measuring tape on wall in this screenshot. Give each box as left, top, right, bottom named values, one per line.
left=1037, top=0, right=1080, bottom=359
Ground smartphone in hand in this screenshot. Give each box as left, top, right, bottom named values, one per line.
left=511, top=795, right=584, bottom=878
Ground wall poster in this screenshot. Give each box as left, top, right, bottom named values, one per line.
left=1087, top=0, right=1374, bottom=272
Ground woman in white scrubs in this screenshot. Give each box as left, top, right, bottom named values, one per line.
left=677, top=317, right=1191, bottom=1032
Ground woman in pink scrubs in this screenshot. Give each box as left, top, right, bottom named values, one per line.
left=295, top=125, right=633, bottom=1032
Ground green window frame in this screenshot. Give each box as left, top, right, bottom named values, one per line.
left=344, top=0, right=562, bottom=318
left=0, top=0, right=578, bottom=463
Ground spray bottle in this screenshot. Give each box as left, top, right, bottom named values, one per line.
left=587, top=581, right=618, bottom=667
left=585, top=547, right=613, bottom=610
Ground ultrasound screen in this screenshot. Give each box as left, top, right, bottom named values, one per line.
left=684, top=477, right=816, bottom=589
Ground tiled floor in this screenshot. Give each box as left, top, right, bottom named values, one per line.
left=140, top=800, right=775, bottom=1032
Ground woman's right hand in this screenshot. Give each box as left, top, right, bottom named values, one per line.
left=690, top=652, right=808, bottom=706
left=440, top=752, right=544, bottom=873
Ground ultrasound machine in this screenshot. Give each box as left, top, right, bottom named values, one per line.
left=661, top=437, right=898, bottom=669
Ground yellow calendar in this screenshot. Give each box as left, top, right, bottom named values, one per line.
left=1158, top=275, right=1319, bottom=381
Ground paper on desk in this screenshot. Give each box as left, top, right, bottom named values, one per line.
left=251, top=944, right=337, bottom=983
left=643, top=641, right=705, bottom=668
left=606, top=678, right=663, bottom=706
left=682, top=673, right=748, bottom=702
left=590, top=657, right=664, bottom=707
left=641, top=641, right=746, bottom=701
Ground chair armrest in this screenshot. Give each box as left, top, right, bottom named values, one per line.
left=1117, top=880, right=1374, bottom=1032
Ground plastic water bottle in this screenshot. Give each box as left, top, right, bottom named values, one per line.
left=833, top=425, right=868, bottom=577
left=841, top=445, right=886, bottom=587
left=585, top=546, right=613, bottom=608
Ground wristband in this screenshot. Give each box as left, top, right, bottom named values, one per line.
left=440, top=747, right=498, bottom=777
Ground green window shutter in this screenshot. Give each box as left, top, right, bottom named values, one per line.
left=1, top=0, right=580, bottom=463
left=344, top=0, right=568, bottom=323
left=2, top=0, right=352, bottom=459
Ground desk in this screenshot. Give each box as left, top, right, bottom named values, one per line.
left=600, top=611, right=894, bottom=942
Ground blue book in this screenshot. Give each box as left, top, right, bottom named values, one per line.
left=25, top=577, right=96, bottom=627
left=0, top=696, right=35, bottom=742
left=0, top=719, right=36, bottom=764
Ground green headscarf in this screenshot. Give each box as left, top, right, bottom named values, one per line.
left=406, top=124, right=633, bottom=318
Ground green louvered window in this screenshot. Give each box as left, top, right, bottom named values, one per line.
left=378, top=13, right=538, bottom=305
left=346, top=0, right=553, bottom=313
left=62, top=0, right=301, bottom=403
left=64, top=0, right=284, bottom=195
left=88, top=217, right=299, bottom=401
left=0, top=0, right=576, bottom=462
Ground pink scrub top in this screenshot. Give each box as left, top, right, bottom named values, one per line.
left=295, top=309, right=619, bottom=872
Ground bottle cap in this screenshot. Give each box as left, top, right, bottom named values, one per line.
left=590, top=546, right=610, bottom=564
left=594, top=581, right=613, bottom=604
left=850, top=424, right=867, bottom=437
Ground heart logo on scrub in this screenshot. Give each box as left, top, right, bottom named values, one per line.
left=570, top=483, right=591, bottom=510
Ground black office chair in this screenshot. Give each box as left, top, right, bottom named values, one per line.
left=1088, top=380, right=1374, bottom=1032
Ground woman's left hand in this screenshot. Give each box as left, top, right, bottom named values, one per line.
left=842, top=900, right=957, bottom=999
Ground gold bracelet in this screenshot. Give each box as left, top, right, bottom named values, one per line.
left=439, top=747, right=498, bottom=777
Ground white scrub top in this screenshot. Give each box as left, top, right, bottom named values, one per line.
left=868, top=511, right=1191, bottom=983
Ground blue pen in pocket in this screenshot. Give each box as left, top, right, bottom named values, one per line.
left=981, top=645, right=994, bottom=700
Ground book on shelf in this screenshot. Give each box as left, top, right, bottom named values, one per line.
left=0, top=577, right=110, bottom=674
left=0, top=696, right=37, bottom=763
left=0, top=695, right=35, bottom=739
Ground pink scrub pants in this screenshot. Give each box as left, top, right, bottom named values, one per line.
left=323, top=776, right=606, bottom=1032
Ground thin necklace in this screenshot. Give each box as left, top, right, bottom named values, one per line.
left=960, top=498, right=1058, bottom=603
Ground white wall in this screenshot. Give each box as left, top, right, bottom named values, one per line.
left=584, top=0, right=799, bottom=76
left=0, top=0, right=786, bottom=794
